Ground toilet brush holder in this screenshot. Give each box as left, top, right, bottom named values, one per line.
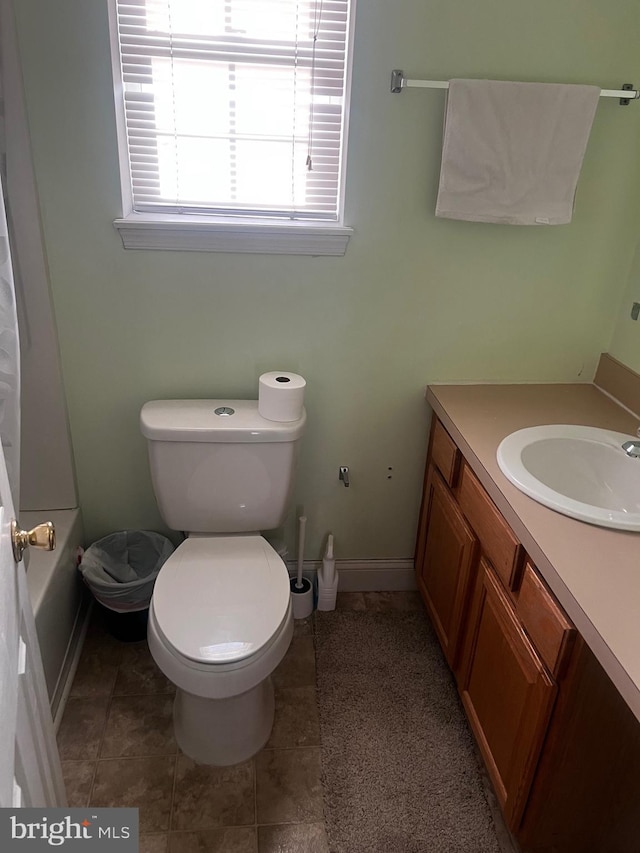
left=290, top=576, right=314, bottom=620
left=317, top=533, right=338, bottom=611
left=317, top=571, right=339, bottom=612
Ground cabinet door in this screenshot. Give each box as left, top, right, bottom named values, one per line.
left=459, top=559, right=557, bottom=830
left=415, top=466, right=477, bottom=669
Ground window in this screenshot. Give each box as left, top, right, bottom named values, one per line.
left=110, top=0, right=354, bottom=254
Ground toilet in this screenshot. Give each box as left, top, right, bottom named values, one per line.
left=140, top=398, right=305, bottom=766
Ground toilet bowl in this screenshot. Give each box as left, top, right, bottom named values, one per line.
left=140, top=397, right=305, bottom=766
left=147, top=535, right=293, bottom=765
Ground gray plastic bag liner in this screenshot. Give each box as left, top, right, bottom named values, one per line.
left=79, top=530, right=174, bottom=613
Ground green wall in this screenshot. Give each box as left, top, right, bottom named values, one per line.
left=13, top=0, right=640, bottom=558
left=609, top=234, right=640, bottom=373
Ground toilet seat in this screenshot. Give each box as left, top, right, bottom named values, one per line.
left=151, top=535, right=290, bottom=665
left=148, top=596, right=293, bottom=699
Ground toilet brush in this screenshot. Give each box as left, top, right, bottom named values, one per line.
left=290, top=515, right=313, bottom=619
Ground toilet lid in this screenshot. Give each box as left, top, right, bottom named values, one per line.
left=152, top=536, right=290, bottom=664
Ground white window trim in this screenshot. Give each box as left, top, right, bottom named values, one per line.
left=107, top=0, right=356, bottom=257
left=113, top=213, right=353, bottom=255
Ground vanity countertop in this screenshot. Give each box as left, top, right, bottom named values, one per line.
left=426, top=382, right=640, bottom=722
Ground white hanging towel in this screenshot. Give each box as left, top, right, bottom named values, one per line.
left=435, top=79, right=601, bottom=225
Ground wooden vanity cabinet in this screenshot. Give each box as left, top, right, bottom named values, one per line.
left=459, top=558, right=557, bottom=829
left=517, top=635, right=640, bottom=853
left=415, top=414, right=640, bottom=852
left=414, top=465, right=477, bottom=668
left=415, top=418, right=558, bottom=829
left=415, top=417, right=640, bottom=853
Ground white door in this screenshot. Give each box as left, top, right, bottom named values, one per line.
left=0, top=2, right=65, bottom=804
left=0, top=445, right=66, bottom=807
left=0, top=0, right=66, bottom=810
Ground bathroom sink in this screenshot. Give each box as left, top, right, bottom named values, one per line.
left=497, top=424, right=640, bottom=531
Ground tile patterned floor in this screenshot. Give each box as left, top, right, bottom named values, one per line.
left=57, top=592, right=421, bottom=852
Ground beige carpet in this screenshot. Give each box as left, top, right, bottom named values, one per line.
left=315, top=609, right=505, bottom=853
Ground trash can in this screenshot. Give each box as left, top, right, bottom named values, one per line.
left=79, top=530, right=174, bottom=642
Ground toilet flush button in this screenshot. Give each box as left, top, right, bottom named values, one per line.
left=214, top=406, right=235, bottom=416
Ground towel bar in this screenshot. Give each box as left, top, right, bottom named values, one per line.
left=390, top=71, right=639, bottom=106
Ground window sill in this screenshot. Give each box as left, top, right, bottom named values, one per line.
left=113, top=214, right=353, bottom=256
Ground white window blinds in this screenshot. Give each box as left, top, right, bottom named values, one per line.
left=114, top=0, right=351, bottom=221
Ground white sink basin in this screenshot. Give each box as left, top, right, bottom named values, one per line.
left=497, top=425, right=640, bottom=531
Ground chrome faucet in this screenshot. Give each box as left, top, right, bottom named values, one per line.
left=622, top=440, right=640, bottom=458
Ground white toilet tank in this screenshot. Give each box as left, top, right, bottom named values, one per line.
left=140, top=400, right=306, bottom=533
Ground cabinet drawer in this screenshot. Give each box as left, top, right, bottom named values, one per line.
left=517, top=562, right=575, bottom=677
left=431, top=419, right=460, bottom=487
left=458, top=463, right=522, bottom=590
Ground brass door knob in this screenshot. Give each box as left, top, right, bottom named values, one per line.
left=11, top=520, right=56, bottom=563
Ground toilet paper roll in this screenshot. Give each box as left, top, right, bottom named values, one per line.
left=258, top=372, right=306, bottom=422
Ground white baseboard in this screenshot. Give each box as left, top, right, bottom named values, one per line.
left=52, top=598, right=92, bottom=733
left=287, top=559, right=416, bottom=592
